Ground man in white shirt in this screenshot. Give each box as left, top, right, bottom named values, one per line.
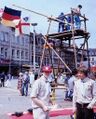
left=73, top=67, right=96, bottom=119
left=30, top=66, right=53, bottom=119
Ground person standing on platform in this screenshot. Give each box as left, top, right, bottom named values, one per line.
left=66, top=15, right=72, bottom=31
left=73, top=67, right=96, bottom=119
left=71, top=4, right=82, bottom=29
left=30, top=66, right=53, bottom=119
left=57, top=12, right=67, bottom=32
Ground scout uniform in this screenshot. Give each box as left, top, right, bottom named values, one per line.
left=30, top=74, right=51, bottom=119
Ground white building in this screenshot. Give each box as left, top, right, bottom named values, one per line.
left=0, top=23, right=30, bottom=74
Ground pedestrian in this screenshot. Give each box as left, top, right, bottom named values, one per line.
left=0, top=72, right=5, bottom=87
left=71, top=4, right=82, bottom=29
left=57, top=12, right=67, bottom=32
left=30, top=66, right=53, bottom=119
left=5, top=73, right=12, bottom=88
left=65, top=69, right=78, bottom=101
left=22, top=71, right=30, bottom=96
left=29, top=70, right=34, bottom=88
left=17, top=72, right=23, bottom=96
left=73, top=67, right=96, bottom=119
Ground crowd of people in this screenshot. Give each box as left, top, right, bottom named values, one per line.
left=30, top=65, right=96, bottom=119
left=17, top=70, right=37, bottom=96
left=0, top=64, right=96, bottom=119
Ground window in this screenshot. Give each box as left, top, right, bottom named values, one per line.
left=35, top=37, right=38, bottom=45
left=12, top=49, right=15, bottom=58
left=0, top=32, right=4, bottom=41
left=21, top=37, right=24, bottom=46
left=11, top=34, right=15, bottom=43
left=16, top=36, right=20, bottom=44
left=38, top=57, right=40, bottom=65
left=46, top=57, right=49, bottom=65
left=5, top=48, right=8, bottom=58
left=17, top=50, right=20, bottom=58
left=1, top=47, right=4, bottom=56
left=44, top=57, right=47, bottom=65
left=25, top=36, right=29, bottom=45
left=21, top=51, right=24, bottom=59
left=0, top=32, right=9, bottom=42
left=32, top=56, right=33, bottom=64
left=5, top=32, right=9, bottom=42
left=25, top=51, right=28, bottom=59
left=37, top=37, right=41, bottom=44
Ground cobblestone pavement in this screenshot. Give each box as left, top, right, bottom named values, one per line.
left=0, top=79, right=72, bottom=119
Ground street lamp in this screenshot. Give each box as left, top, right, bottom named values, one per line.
left=31, top=23, right=38, bottom=72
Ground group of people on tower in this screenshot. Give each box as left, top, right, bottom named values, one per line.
left=57, top=4, right=82, bottom=32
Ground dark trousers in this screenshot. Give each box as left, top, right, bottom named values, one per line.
left=1, top=80, right=5, bottom=87
left=76, top=103, right=94, bottom=119
left=22, top=83, right=28, bottom=96
left=58, top=23, right=64, bottom=32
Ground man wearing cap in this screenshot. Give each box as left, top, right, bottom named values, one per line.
left=73, top=67, right=96, bottom=119
left=30, top=66, right=53, bottom=119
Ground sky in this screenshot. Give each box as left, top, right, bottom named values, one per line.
left=1, top=0, right=96, bottom=48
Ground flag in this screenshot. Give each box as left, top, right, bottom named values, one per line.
left=1, top=6, right=21, bottom=27
left=15, top=17, right=30, bottom=36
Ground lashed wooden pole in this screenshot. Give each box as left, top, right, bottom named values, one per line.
left=13, top=4, right=72, bottom=26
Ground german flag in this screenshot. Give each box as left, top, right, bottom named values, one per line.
left=1, top=6, right=21, bottom=27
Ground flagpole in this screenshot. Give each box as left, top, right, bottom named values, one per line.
left=31, top=23, right=38, bottom=72
left=9, top=34, right=11, bottom=79
left=13, top=4, right=72, bottom=26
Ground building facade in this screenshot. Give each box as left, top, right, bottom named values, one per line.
left=0, top=24, right=30, bottom=75
left=0, top=23, right=86, bottom=75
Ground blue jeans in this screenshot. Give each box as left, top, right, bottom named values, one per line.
left=74, top=15, right=81, bottom=29
left=22, top=83, right=28, bottom=96
left=65, top=90, right=73, bottom=100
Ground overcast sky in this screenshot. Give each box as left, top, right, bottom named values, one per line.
left=1, top=0, right=96, bottom=48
